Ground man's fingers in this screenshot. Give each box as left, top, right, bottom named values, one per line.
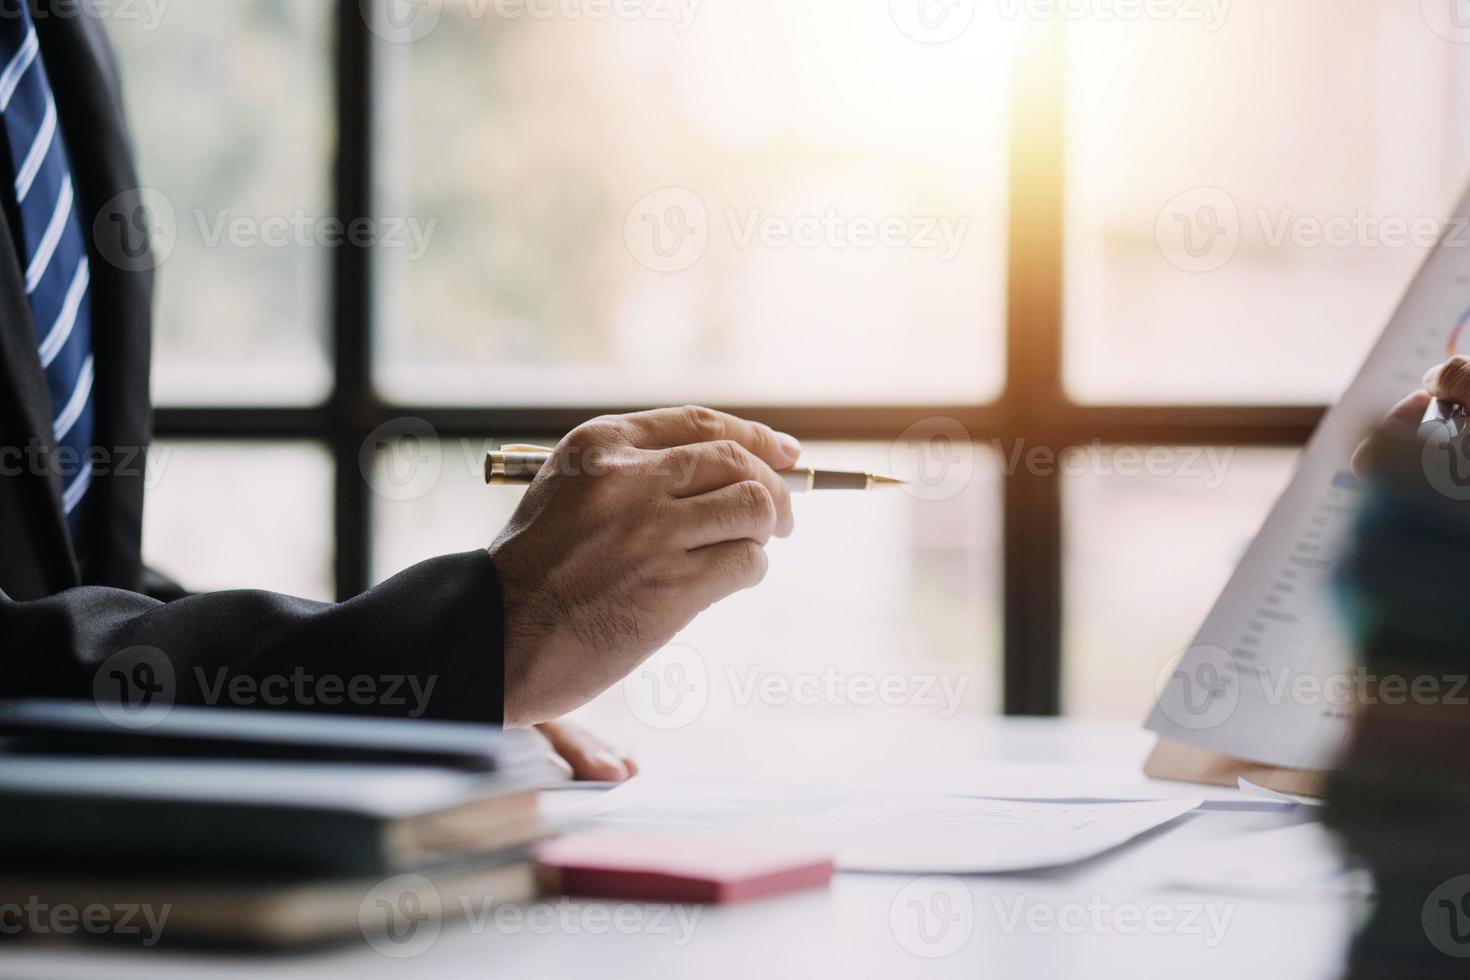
left=683, top=539, right=770, bottom=606
left=674, top=481, right=779, bottom=550
left=659, top=441, right=794, bottom=537
left=534, top=720, right=638, bottom=782
left=1350, top=390, right=1434, bottom=480
left=619, top=406, right=802, bottom=470
left=1385, top=389, right=1434, bottom=430
left=1426, top=357, right=1470, bottom=405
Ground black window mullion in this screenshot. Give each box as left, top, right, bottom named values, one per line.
left=1001, top=21, right=1068, bottom=716
left=330, top=0, right=377, bottom=601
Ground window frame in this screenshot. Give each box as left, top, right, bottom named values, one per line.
left=152, top=7, right=1323, bottom=716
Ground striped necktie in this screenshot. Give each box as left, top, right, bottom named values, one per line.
left=0, top=4, right=94, bottom=544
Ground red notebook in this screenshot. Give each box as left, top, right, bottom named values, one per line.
left=536, top=831, right=834, bottom=904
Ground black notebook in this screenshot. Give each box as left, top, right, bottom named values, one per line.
left=0, top=700, right=561, bottom=877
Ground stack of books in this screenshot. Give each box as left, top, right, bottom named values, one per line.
left=0, top=702, right=557, bottom=947
left=1326, top=436, right=1470, bottom=978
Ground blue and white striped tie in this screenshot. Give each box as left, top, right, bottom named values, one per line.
left=0, top=4, right=94, bottom=543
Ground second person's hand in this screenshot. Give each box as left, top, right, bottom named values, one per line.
left=1351, top=357, right=1470, bottom=479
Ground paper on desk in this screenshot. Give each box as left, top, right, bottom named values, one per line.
left=579, top=775, right=1202, bottom=874
left=1158, top=821, right=1371, bottom=900
left=785, top=757, right=1310, bottom=811
left=1237, top=778, right=1324, bottom=807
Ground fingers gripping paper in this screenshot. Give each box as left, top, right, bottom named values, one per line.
left=1146, top=187, right=1470, bottom=771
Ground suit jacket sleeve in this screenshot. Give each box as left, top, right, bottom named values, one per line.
left=0, top=550, right=506, bottom=724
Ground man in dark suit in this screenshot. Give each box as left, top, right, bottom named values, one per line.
left=0, top=1, right=800, bottom=777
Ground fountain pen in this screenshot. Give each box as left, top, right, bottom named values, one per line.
left=485, top=445, right=906, bottom=493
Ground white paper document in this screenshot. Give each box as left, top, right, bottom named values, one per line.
left=1157, top=822, right=1371, bottom=900
left=1237, top=778, right=1324, bottom=808
left=1148, top=184, right=1470, bottom=770
left=890, top=759, right=1306, bottom=810
left=579, top=774, right=1202, bottom=874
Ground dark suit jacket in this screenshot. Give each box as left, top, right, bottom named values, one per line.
left=0, top=4, right=504, bottom=723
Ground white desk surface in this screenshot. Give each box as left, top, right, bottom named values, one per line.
left=5, top=718, right=1356, bottom=979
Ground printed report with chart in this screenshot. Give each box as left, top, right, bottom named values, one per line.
left=1147, top=184, right=1470, bottom=771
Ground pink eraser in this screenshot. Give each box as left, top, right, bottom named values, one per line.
left=535, top=831, right=835, bottom=904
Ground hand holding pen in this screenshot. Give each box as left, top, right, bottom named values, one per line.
left=490, top=407, right=901, bottom=728
left=1357, top=358, right=1470, bottom=478
left=1422, top=357, right=1470, bottom=439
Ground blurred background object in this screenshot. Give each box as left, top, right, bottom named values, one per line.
left=1327, top=435, right=1470, bottom=978
left=103, top=0, right=1470, bottom=726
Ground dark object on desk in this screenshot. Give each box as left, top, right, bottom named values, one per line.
left=0, top=703, right=557, bottom=875
left=1326, top=434, right=1470, bottom=978
left=0, top=853, right=538, bottom=948
left=0, top=699, right=536, bottom=772
left=0, top=703, right=557, bottom=946
left=0, top=755, right=545, bottom=877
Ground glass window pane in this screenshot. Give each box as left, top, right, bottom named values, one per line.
left=106, top=1, right=333, bottom=406
left=1065, top=2, right=1470, bottom=404
left=143, top=442, right=334, bottom=601
left=374, top=2, right=1011, bottom=406
left=373, top=440, right=1002, bottom=721
left=1062, top=446, right=1296, bottom=721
